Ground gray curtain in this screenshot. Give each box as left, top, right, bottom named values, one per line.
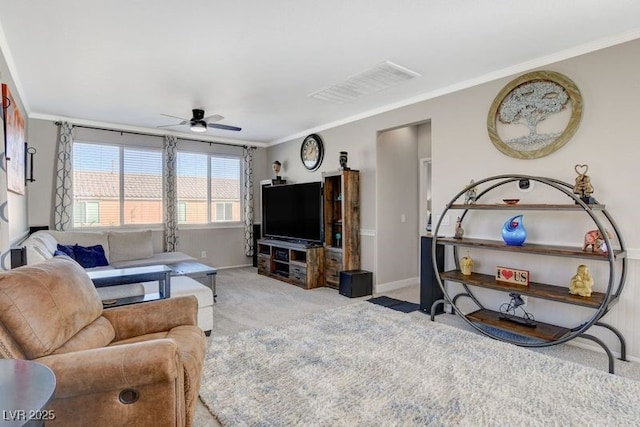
left=54, top=122, right=73, bottom=231
left=163, top=135, right=178, bottom=251
left=243, top=146, right=254, bottom=256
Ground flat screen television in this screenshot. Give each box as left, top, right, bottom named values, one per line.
left=262, top=182, right=323, bottom=244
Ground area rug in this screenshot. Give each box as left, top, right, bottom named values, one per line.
left=200, top=302, right=640, bottom=426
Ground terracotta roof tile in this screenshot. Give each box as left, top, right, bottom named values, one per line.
left=73, top=171, right=240, bottom=200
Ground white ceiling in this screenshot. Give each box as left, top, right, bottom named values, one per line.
left=1, top=0, right=639, bottom=146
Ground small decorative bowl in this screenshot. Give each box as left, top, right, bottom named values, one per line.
left=502, top=198, right=520, bottom=205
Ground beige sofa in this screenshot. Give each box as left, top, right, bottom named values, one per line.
left=22, top=229, right=195, bottom=269
left=20, top=230, right=214, bottom=333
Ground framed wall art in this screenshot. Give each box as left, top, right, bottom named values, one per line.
left=487, top=70, right=583, bottom=160
left=2, top=83, right=25, bottom=195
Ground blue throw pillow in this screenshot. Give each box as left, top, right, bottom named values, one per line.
left=56, top=244, right=76, bottom=259
left=53, top=249, right=72, bottom=259
left=72, top=244, right=109, bottom=268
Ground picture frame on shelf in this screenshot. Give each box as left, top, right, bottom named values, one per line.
left=495, top=266, right=530, bottom=287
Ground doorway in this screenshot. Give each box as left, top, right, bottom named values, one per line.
left=374, top=120, right=431, bottom=290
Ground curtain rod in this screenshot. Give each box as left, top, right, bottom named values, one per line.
left=53, top=121, right=254, bottom=149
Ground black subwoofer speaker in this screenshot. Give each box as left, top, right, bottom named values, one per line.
left=339, top=270, right=373, bottom=298
left=420, top=235, right=445, bottom=315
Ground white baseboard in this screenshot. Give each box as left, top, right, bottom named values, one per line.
left=215, top=263, right=253, bottom=270
left=375, top=276, right=418, bottom=294
left=360, top=229, right=375, bottom=237
left=568, top=337, right=640, bottom=364
left=627, top=248, right=640, bottom=260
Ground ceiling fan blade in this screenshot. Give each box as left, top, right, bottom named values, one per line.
left=207, top=123, right=242, bottom=132
left=160, top=113, right=189, bottom=121
left=203, top=114, right=224, bottom=123
left=156, top=123, right=186, bottom=128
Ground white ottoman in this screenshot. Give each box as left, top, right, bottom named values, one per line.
left=140, top=276, right=214, bottom=334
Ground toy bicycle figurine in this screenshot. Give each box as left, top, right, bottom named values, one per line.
left=464, top=179, right=478, bottom=204
left=499, top=292, right=537, bottom=328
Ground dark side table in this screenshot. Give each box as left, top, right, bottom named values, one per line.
left=0, top=359, right=56, bottom=426
left=87, top=265, right=172, bottom=307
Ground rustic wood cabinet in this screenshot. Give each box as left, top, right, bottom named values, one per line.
left=322, top=170, right=360, bottom=288
left=431, top=174, right=627, bottom=373
left=257, top=239, right=324, bottom=289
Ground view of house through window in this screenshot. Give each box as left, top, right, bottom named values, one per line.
left=73, top=200, right=100, bottom=225
left=124, top=148, right=163, bottom=224
left=72, top=142, right=242, bottom=228
left=177, top=152, right=242, bottom=224
left=73, top=142, right=163, bottom=227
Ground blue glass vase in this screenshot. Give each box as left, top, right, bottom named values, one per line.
left=502, top=214, right=527, bottom=246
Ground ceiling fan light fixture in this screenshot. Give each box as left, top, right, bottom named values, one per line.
left=190, top=121, right=207, bottom=133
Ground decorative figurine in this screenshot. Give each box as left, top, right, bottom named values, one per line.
left=460, top=253, right=473, bottom=275
left=499, top=292, right=536, bottom=327
left=583, top=229, right=612, bottom=254
left=271, top=160, right=286, bottom=185
left=573, top=164, right=595, bottom=204
left=597, top=238, right=608, bottom=254
left=339, top=151, right=349, bottom=170
left=464, top=179, right=478, bottom=204
left=454, top=217, right=464, bottom=239
left=272, top=160, right=281, bottom=177
left=569, top=264, right=594, bottom=297
left=502, top=214, right=527, bottom=246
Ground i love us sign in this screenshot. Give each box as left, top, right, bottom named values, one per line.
left=496, top=266, right=530, bottom=286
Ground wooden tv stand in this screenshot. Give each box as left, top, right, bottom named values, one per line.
left=257, top=239, right=324, bottom=289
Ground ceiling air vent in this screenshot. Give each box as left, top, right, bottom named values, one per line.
left=309, top=61, right=421, bottom=104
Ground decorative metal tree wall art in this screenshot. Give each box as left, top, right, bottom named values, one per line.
left=487, top=71, right=583, bottom=159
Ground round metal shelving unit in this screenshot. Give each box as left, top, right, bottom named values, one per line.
left=431, top=174, right=627, bottom=373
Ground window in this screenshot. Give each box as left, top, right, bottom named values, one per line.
left=71, top=141, right=243, bottom=228
left=73, top=142, right=163, bottom=227
left=123, top=148, right=163, bottom=224
left=177, top=152, right=242, bottom=224
left=73, top=201, right=100, bottom=226
left=178, top=202, right=187, bottom=223
left=215, top=202, right=234, bottom=221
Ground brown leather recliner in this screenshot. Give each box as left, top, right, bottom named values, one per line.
left=0, top=257, right=206, bottom=427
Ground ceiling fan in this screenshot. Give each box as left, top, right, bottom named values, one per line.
left=158, top=108, right=241, bottom=133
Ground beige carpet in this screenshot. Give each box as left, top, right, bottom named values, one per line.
left=200, top=302, right=640, bottom=426
left=194, top=267, right=640, bottom=426
left=194, top=267, right=361, bottom=426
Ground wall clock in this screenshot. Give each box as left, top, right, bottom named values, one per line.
left=300, top=134, right=324, bottom=171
